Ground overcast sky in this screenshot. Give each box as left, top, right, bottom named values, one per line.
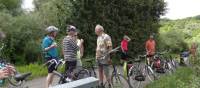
left=21, top=0, right=200, bottom=20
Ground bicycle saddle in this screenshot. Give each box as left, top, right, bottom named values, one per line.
left=14, top=72, right=32, bottom=81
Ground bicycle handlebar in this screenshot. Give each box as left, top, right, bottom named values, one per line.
left=43, top=59, right=65, bottom=69
left=98, top=46, right=121, bottom=60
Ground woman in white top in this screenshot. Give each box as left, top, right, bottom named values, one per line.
left=75, top=32, right=84, bottom=67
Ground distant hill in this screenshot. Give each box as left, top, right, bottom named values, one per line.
left=158, top=15, right=200, bottom=52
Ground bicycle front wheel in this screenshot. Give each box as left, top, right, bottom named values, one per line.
left=111, top=73, right=130, bottom=88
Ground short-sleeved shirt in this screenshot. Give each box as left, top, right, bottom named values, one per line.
left=42, top=36, right=58, bottom=59
left=145, top=39, right=156, bottom=55
left=63, top=36, right=79, bottom=61
left=121, top=39, right=128, bottom=52
left=96, top=33, right=112, bottom=64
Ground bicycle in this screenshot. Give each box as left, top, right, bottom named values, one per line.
left=0, top=43, right=31, bottom=88
left=0, top=59, right=32, bottom=88
left=128, top=55, right=157, bottom=88
left=82, top=59, right=97, bottom=78
left=154, top=52, right=175, bottom=75
left=96, top=46, right=131, bottom=88
left=43, top=58, right=90, bottom=84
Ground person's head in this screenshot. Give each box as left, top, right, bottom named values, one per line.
left=45, top=26, right=59, bottom=38
left=149, top=35, right=154, bottom=40
left=67, top=25, right=77, bottom=36
left=95, top=24, right=104, bottom=36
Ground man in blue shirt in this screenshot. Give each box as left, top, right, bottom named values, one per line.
left=42, top=26, right=58, bottom=88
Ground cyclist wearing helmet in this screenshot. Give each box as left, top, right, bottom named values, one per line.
left=41, top=26, right=59, bottom=88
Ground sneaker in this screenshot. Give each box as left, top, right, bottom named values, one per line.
left=66, top=77, right=72, bottom=82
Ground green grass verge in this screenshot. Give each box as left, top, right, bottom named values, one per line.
left=145, top=67, right=194, bottom=88
left=16, top=63, right=65, bottom=80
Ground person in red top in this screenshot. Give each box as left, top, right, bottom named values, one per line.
left=121, top=35, right=131, bottom=78
left=145, top=35, right=156, bottom=65
left=121, top=35, right=131, bottom=61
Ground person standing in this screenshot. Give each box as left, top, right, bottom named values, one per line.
left=145, top=35, right=156, bottom=65
left=41, top=26, right=59, bottom=88
left=120, top=35, right=131, bottom=78
left=62, top=25, right=82, bottom=81
left=95, top=24, right=112, bottom=87
left=75, top=32, right=84, bottom=67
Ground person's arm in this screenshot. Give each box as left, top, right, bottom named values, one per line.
left=80, top=39, right=84, bottom=58
left=127, top=36, right=131, bottom=42
left=105, top=35, right=113, bottom=64
left=42, top=39, right=56, bottom=52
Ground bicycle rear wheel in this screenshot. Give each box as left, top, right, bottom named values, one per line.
left=128, top=65, right=142, bottom=88
left=76, top=69, right=90, bottom=80
left=111, top=73, right=130, bottom=88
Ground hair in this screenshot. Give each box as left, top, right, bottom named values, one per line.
left=95, top=24, right=104, bottom=31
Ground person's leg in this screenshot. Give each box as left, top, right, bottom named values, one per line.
left=46, top=73, right=54, bottom=88
left=45, top=59, right=56, bottom=88
left=104, top=65, right=111, bottom=85
left=123, top=61, right=127, bottom=78
left=98, top=65, right=104, bottom=85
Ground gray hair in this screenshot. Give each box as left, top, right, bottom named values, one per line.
left=95, top=24, right=104, bottom=31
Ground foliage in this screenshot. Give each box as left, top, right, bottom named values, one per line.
left=68, top=0, right=166, bottom=56
left=146, top=67, right=195, bottom=88
left=158, top=17, right=200, bottom=53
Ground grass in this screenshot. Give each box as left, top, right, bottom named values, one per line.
left=145, top=67, right=194, bottom=88
left=16, top=63, right=65, bottom=80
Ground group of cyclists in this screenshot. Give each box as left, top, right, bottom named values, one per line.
left=41, top=24, right=157, bottom=88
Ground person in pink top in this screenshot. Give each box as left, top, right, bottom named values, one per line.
left=121, top=35, right=131, bottom=61
left=120, top=35, right=131, bottom=78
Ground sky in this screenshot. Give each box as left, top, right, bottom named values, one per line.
left=21, top=0, right=200, bottom=20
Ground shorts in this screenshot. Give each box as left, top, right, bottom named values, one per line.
left=121, top=52, right=128, bottom=61
left=65, top=60, right=77, bottom=74
left=146, top=55, right=154, bottom=58
left=98, top=62, right=110, bottom=78
left=45, top=58, right=58, bottom=73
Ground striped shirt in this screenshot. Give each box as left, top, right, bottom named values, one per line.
left=63, top=36, right=79, bottom=61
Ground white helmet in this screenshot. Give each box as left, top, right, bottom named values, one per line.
left=45, top=26, right=59, bottom=33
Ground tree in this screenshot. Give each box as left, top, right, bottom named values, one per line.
left=69, top=0, right=166, bottom=56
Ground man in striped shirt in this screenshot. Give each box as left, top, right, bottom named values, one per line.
left=62, top=25, right=82, bottom=81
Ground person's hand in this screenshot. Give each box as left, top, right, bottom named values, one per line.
left=50, top=42, right=57, bottom=48
left=6, top=65, right=15, bottom=75
left=108, top=59, right=112, bottom=65
left=80, top=39, right=84, bottom=44
left=0, top=68, right=9, bottom=79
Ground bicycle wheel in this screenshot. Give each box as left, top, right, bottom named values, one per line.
left=8, top=77, right=23, bottom=87
left=111, top=73, right=130, bottom=88
left=89, top=68, right=97, bottom=78
left=164, top=61, right=174, bottom=74
left=128, top=65, right=142, bottom=88
left=145, top=65, right=157, bottom=82
left=76, top=69, right=90, bottom=80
